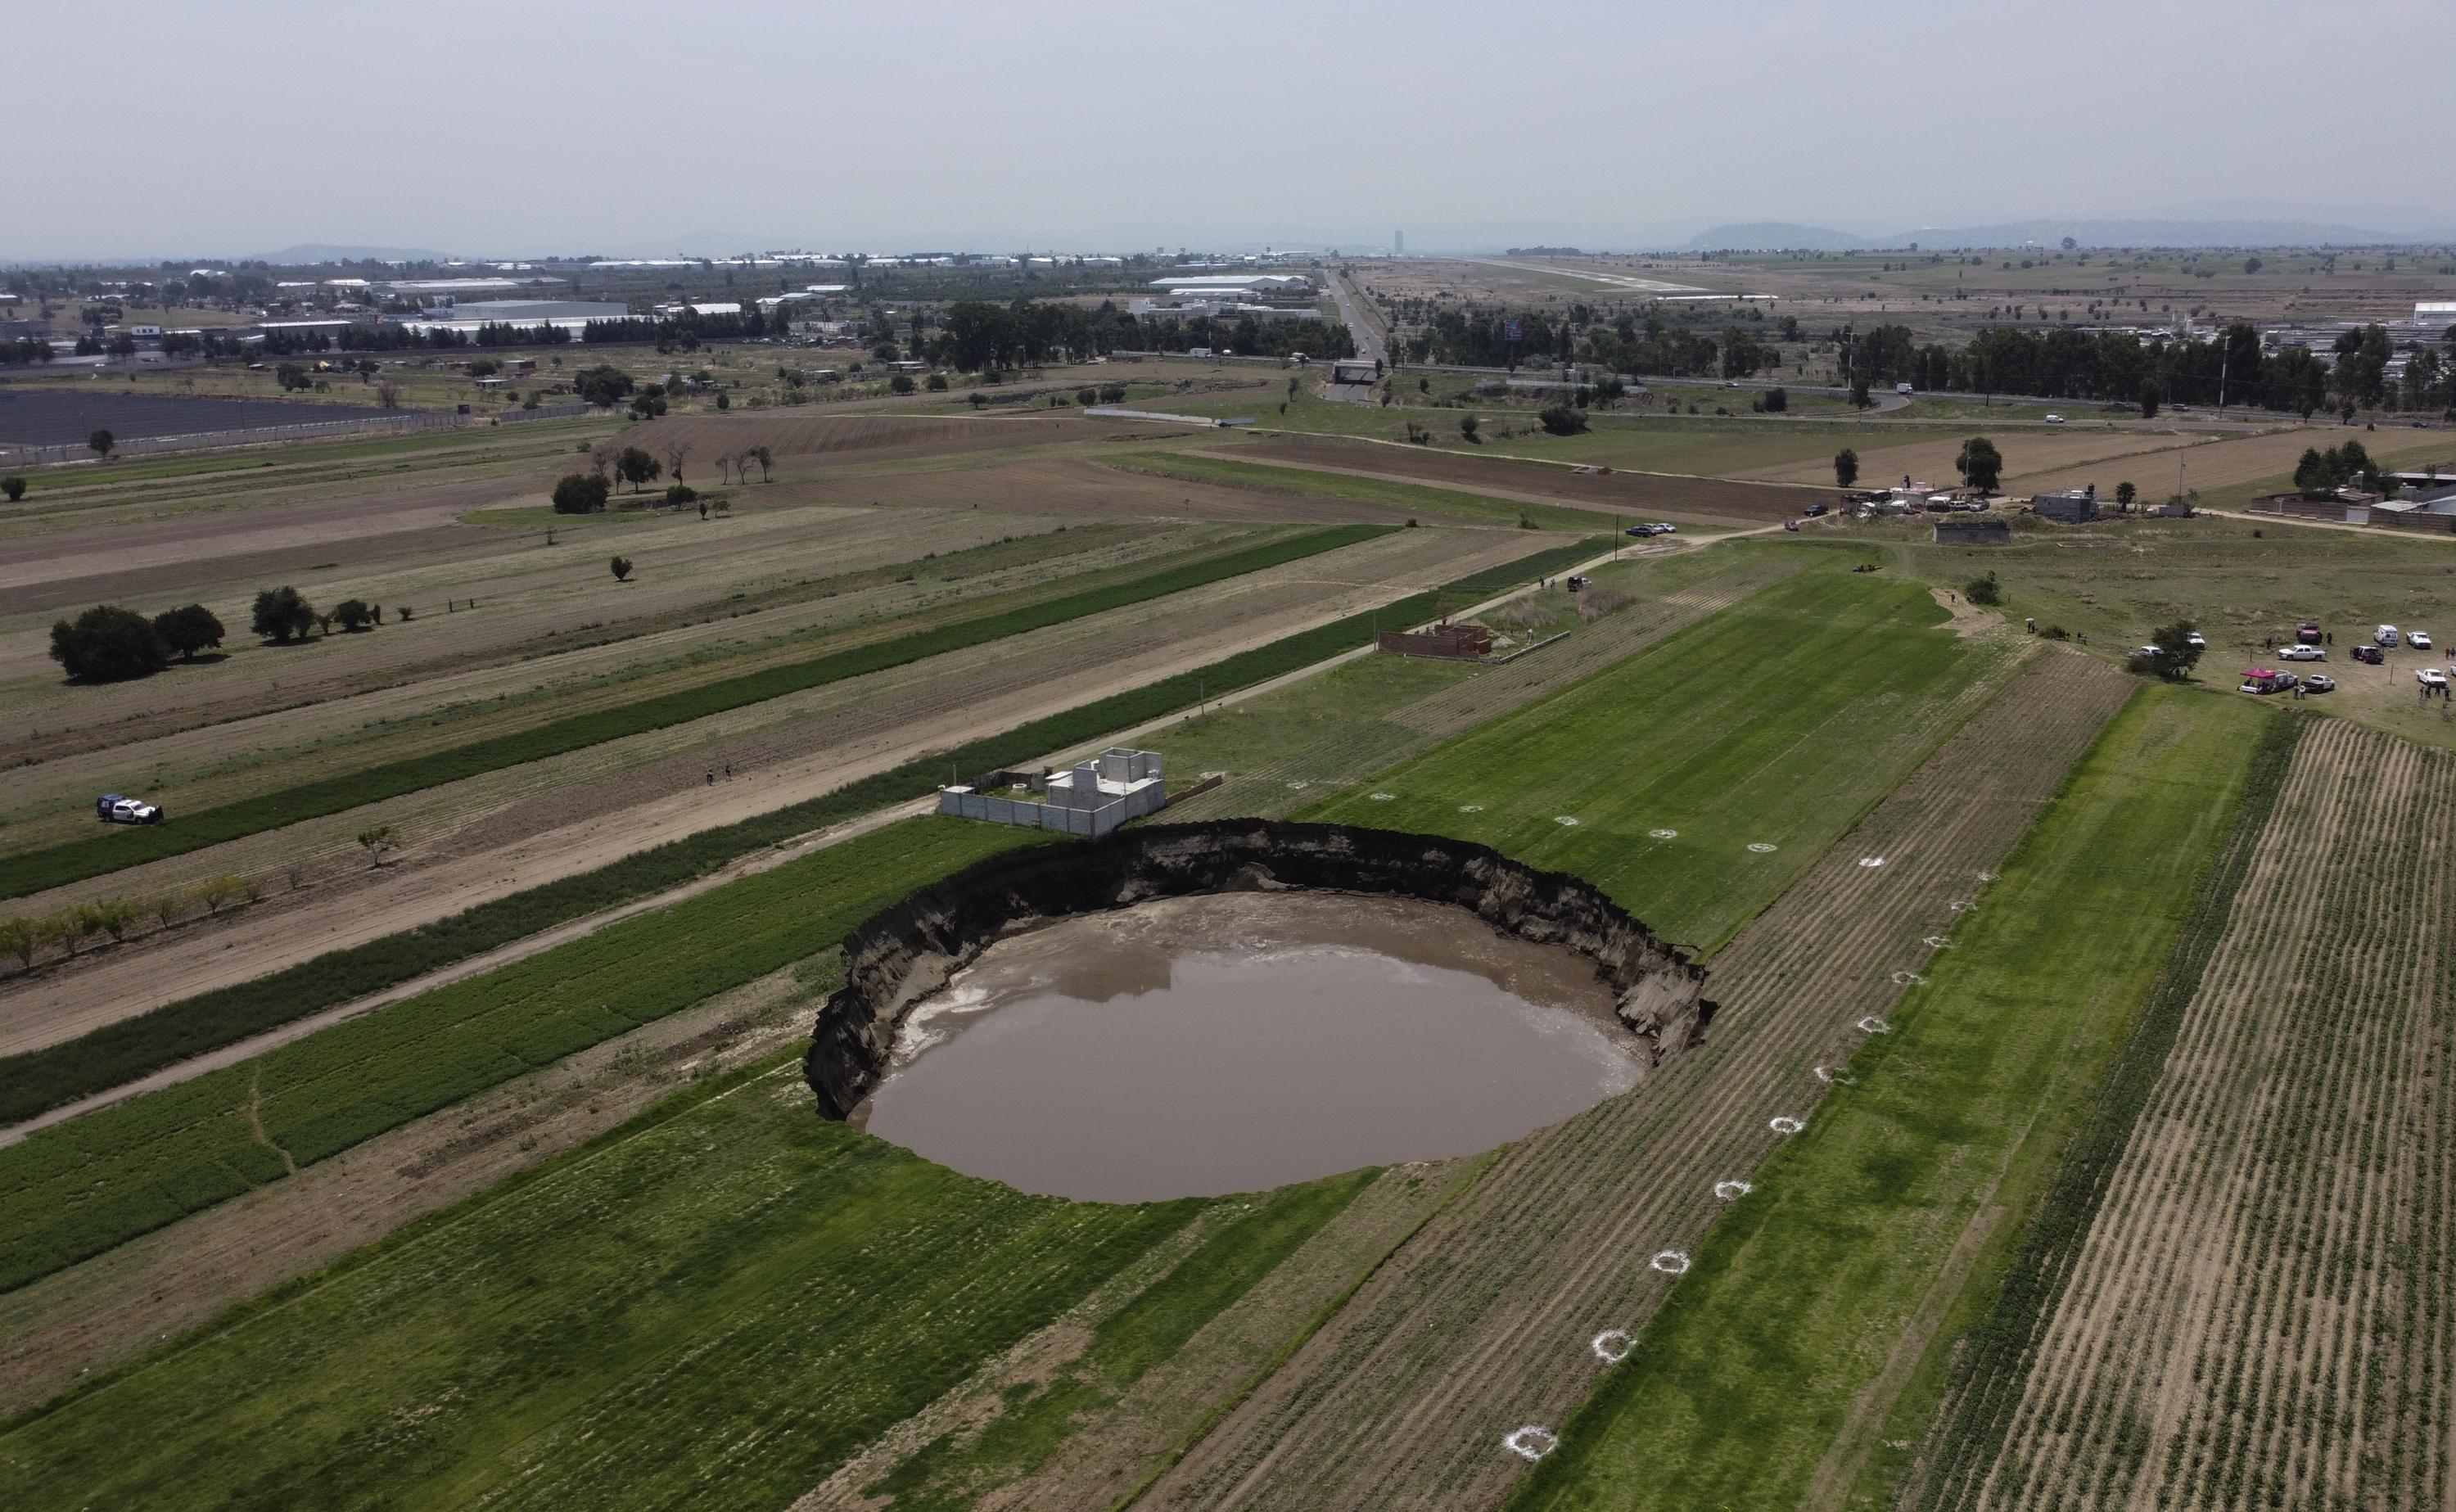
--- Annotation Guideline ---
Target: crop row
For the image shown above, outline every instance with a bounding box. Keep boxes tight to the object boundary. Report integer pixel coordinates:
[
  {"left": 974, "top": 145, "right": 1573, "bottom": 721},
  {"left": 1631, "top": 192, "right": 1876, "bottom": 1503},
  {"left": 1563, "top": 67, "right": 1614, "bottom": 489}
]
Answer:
[
  {"left": 0, "top": 819, "right": 1036, "bottom": 1294},
  {"left": 0, "top": 535, "right": 1591, "bottom": 1126},
  {"left": 0, "top": 523, "right": 1391, "bottom": 900},
  {"left": 1900, "top": 709, "right": 2305, "bottom": 1511}
]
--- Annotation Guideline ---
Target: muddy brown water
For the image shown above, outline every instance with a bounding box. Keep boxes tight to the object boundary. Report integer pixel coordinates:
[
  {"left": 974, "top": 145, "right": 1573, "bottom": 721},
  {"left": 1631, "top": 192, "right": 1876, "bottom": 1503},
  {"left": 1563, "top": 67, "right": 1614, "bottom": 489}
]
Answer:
[{"left": 851, "top": 891, "right": 1642, "bottom": 1202}]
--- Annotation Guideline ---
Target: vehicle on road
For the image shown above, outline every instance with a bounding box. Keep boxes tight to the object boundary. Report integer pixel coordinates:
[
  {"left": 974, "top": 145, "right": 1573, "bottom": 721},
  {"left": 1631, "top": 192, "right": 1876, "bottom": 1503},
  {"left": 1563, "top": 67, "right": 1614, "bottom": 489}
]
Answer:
[
  {"left": 2134, "top": 645, "right": 2168, "bottom": 661},
  {"left": 2303, "top": 674, "right": 2336, "bottom": 692},
  {"left": 1565, "top": 575, "right": 1591, "bottom": 591},
  {"left": 2045, "top": 413, "right": 2066, "bottom": 425},
  {"left": 1648, "top": 522, "right": 1676, "bottom": 535},
  {"left": 2377, "top": 624, "right": 2400, "bottom": 647},
  {"left": 1894, "top": 381, "right": 1914, "bottom": 395},
  {"left": 1785, "top": 519, "right": 1800, "bottom": 531},
  {"left": 1805, "top": 503, "right": 1829, "bottom": 517},
  {"left": 2411, "top": 630, "right": 2434, "bottom": 649},
  {"left": 95, "top": 794, "right": 163, "bottom": 824},
  {"left": 2422, "top": 668, "right": 2449, "bottom": 688},
  {"left": 2354, "top": 644, "right": 2385, "bottom": 665},
  {"left": 2187, "top": 630, "right": 2207, "bottom": 649},
  {"left": 2280, "top": 643, "right": 2325, "bottom": 661}
]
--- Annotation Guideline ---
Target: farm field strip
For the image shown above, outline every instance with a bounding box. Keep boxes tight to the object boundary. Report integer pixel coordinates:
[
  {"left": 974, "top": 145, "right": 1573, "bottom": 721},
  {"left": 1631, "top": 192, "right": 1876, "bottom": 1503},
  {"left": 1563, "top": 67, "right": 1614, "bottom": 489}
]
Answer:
[
  {"left": 0, "top": 524, "right": 1391, "bottom": 897},
  {"left": 1923, "top": 718, "right": 2456, "bottom": 1512},
  {"left": 1135, "top": 653, "right": 2133, "bottom": 1510},
  {"left": 1106, "top": 452, "right": 1627, "bottom": 534},
  {"left": 1506, "top": 684, "right": 2263, "bottom": 1512},
  {"left": 1162, "top": 548, "right": 1815, "bottom": 824},
  {"left": 0, "top": 534, "right": 1582, "bottom": 1128},
  {"left": 2, "top": 510, "right": 1185, "bottom": 779}
]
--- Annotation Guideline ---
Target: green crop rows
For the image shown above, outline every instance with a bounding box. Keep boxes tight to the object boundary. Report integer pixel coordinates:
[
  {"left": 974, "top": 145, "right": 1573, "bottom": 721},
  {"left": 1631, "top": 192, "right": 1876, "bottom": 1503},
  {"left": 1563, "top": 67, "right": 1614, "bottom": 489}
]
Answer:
[
  {"left": 1306, "top": 567, "right": 2017, "bottom": 952},
  {"left": 0, "top": 524, "right": 1389, "bottom": 900},
  {"left": 0, "top": 819, "right": 1036, "bottom": 1294},
  {"left": 1506, "top": 687, "right": 2266, "bottom": 1511},
  {"left": 0, "top": 535, "right": 1596, "bottom": 1126},
  {"left": 0, "top": 1062, "right": 1214, "bottom": 1510}
]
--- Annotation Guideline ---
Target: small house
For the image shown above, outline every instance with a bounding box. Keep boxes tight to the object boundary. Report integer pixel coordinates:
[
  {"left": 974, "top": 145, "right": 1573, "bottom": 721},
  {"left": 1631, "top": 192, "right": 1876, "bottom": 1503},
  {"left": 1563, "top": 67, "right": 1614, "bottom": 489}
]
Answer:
[{"left": 2031, "top": 486, "right": 2098, "bottom": 524}]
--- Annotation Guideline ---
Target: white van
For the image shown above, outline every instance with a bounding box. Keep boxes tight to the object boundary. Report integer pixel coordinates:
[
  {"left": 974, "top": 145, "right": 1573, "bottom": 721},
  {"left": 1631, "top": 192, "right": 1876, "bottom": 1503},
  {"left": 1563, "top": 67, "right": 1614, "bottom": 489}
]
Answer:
[
  {"left": 1894, "top": 381, "right": 1914, "bottom": 395},
  {"left": 2377, "top": 625, "right": 2401, "bottom": 648}
]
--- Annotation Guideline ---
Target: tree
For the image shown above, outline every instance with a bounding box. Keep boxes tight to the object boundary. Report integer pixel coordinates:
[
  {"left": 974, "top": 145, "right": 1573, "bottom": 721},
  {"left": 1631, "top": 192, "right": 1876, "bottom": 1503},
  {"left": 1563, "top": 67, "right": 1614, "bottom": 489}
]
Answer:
[
  {"left": 1762, "top": 386, "right": 1787, "bottom": 413},
  {"left": 551, "top": 472, "right": 612, "bottom": 514},
  {"left": 0, "top": 916, "right": 40, "bottom": 971},
  {"left": 355, "top": 824, "right": 400, "bottom": 868},
  {"left": 88, "top": 428, "right": 115, "bottom": 459},
  {"left": 332, "top": 598, "right": 374, "bottom": 632},
  {"left": 1834, "top": 448, "right": 1860, "bottom": 489},
  {"left": 629, "top": 388, "right": 667, "bottom": 420},
  {"left": 662, "top": 443, "right": 690, "bottom": 484},
  {"left": 251, "top": 585, "right": 317, "bottom": 643},
  {"left": 2147, "top": 619, "right": 2202, "bottom": 681},
  {"left": 1964, "top": 571, "right": 2002, "bottom": 606},
  {"left": 750, "top": 445, "right": 774, "bottom": 481},
  {"left": 890, "top": 372, "right": 917, "bottom": 395},
  {"left": 574, "top": 364, "right": 634, "bottom": 408},
  {"left": 274, "top": 362, "right": 312, "bottom": 392},
  {"left": 151, "top": 603, "right": 225, "bottom": 660},
  {"left": 88, "top": 896, "right": 142, "bottom": 943},
  {"left": 2139, "top": 379, "right": 2160, "bottom": 419},
  {"left": 616, "top": 446, "right": 661, "bottom": 493},
  {"left": 2, "top": 476, "right": 25, "bottom": 503},
  {"left": 610, "top": 554, "right": 634, "bottom": 582},
  {"left": 49, "top": 604, "right": 168, "bottom": 681},
  {"left": 1955, "top": 437, "right": 2004, "bottom": 493},
  {"left": 2115, "top": 481, "right": 2137, "bottom": 508},
  {"left": 1849, "top": 377, "right": 1871, "bottom": 409},
  {"left": 2243, "top": 256, "right": 2264, "bottom": 274},
  {"left": 925, "top": 371, "right": 949, "bottom": 391},
  {"left": 1537, "top": 402, "right": 1588, "bottom": 436},
  {"left": 1460, "top": 413, "right": 1481, "bottom": 443},
  {"left": 664, "top": 483, "right": 698, "bottom": 507}
]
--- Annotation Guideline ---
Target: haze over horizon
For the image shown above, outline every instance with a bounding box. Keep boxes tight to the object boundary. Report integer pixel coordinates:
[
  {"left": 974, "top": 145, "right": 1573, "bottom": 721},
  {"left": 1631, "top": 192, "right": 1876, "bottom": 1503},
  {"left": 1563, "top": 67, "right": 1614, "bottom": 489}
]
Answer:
[{"left": 14, "top": 0, "right": 2454, "bottom": 260}]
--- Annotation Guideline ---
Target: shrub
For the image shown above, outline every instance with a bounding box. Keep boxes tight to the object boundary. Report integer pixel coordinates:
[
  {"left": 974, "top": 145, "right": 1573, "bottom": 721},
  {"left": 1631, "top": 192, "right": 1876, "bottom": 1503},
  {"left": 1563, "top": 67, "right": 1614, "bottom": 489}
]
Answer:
[
  {"left": 1, "top": 476, "right": 25, "bottom": 503},
  {"left": 1763, "top": 386, "right": 1788, "bottom": 413},
  {"left": 1835, "top": 448, "right": 1859, "bottom": 488},
  {"left": 251, "top": 586, "right": 315, "bottom": 643},
  {"left": 1964, "top": 572, "right": 2002, "bottom": 607},
  {"left": 1537, "top": 402, "right": 1589, "bottom": 436},
  {"left": 926, "top": 372, "right": 949, "bottom": 391},
  {"left": 890, "top": 373, "right": 917, "bottom": 395},
  {"left": 664, "top": 483, "right": 698, "bottom": 507},
  {"left": 48, "top": 604, "right": 168, "bottom": 682},
  {"left": 151, "top": 603, "right": 225, "bottom": 660},
  {"left": 611, "top": 555, "right": 634, "bottom": 582},
  {"left": 332, "top": 598, "right": 374, "bottom": 632}
]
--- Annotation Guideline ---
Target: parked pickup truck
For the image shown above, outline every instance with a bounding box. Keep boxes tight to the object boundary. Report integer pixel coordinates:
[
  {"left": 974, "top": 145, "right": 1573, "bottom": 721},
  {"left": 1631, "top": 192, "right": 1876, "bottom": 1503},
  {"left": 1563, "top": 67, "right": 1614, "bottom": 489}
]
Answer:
[
  {"left": 2279, "top": 643, "right": 2326, "bottom": 661},
  {"left": 96, "top": 793, "right": 163, "bottom": 824}
]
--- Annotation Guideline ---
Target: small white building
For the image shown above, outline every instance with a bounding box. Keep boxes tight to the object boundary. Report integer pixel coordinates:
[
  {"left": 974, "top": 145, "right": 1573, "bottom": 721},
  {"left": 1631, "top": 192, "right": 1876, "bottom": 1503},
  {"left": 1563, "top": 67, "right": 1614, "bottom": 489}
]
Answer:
[{"left": 938, "top": 747, "right": 1167, "bottom": 837}]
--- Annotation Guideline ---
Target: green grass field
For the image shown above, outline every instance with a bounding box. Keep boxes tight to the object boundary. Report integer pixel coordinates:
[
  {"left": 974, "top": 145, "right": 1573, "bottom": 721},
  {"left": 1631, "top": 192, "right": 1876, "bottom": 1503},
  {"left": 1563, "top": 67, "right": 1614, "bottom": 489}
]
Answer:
[
  {"left": 1507, "top": 685, "right": 2267, "bottom": 1511},
  {"left": 1304, "top": 566, "right": 2020, "bottom": 951}
]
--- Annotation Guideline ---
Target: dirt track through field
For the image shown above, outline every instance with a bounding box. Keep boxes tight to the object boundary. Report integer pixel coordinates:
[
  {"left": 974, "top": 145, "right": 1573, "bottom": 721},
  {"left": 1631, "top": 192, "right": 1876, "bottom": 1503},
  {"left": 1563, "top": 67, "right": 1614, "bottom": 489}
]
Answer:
[
  {"left": 1135, "top": 653, "right": 2133, "bottom": 1511},
  {"left": 0, "top": 529, "right": 1526, "bottom": 1055},
  {"left": 1920, "top": 719, "right": 2456, "bottom": 1512}
]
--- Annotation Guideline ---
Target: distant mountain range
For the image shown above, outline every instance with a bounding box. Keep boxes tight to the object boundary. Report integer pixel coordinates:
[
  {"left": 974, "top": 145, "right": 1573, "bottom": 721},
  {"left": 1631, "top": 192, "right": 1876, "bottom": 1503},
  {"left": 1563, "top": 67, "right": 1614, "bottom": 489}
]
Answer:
[
  {"left": 1681, "top": 218, "right": 2454, "bottom": 251},
  {"left": 245, "top": 242, "right": 456, "bottom": 264}
]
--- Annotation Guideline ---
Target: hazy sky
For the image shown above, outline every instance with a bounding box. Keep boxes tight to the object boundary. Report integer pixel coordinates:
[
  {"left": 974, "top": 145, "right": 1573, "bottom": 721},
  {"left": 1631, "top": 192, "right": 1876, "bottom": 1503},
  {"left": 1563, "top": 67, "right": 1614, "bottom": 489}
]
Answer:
[{"left": 17, "top": 0, "right": 2451, "bottom": 259}]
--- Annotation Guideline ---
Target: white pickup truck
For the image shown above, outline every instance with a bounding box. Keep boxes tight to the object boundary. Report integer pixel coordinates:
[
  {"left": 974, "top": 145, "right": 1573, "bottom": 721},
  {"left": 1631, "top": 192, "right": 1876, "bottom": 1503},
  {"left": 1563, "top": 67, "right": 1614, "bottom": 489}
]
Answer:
[{"left": 95, "top": 793, "right": 164, "bottom": 824}]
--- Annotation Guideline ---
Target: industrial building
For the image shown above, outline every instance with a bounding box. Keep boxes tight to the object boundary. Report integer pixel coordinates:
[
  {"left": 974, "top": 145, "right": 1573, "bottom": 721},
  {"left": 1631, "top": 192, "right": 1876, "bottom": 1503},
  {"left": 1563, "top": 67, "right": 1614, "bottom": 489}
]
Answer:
[
  {"left": 1149, "top": 273, "right": 1316, "bottom": 296},
  {"left": 392, "top": 300, "right": 627, "bottom": 336},
  {"left": 937, "top": 747, "right": 1168, "bottom": 837}
]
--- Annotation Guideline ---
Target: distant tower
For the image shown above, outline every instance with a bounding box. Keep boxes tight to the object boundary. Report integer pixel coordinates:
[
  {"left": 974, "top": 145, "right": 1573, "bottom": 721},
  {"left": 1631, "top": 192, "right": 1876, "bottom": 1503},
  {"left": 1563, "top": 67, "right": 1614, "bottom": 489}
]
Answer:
[{"left": 1394, "top": 229, "right": 1405, "bottom": 255}]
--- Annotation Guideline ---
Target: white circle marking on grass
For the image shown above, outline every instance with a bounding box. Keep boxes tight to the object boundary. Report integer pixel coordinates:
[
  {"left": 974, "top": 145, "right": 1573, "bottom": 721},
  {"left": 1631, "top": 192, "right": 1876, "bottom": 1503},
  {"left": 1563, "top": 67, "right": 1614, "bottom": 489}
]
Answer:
[
  {"left": 1921, "top": 936, "right": 1953, "bottom": 949},
  {"left": 1949, "top": 900, "right": 1975, "bottom": 913},
  {"left": 1591, "top": 1329, "right": 1634, "bottom": 1364},
  {"left": 1856, "top": 1016, "right": 1893, "bottom": 1034},
  {"left": 1284, "top": 780, "right": 1311, "bottom": 791},
  {"left": 1555, "top": 815, "right": 1581, "bottom": 827},
  {"left": 1814, "top": 1065, "right": 1859, "bottom": 1085},
  {"left": 1748, "top": 842, "right": 1778, "bottom": 853},
  {"left": 1370, "top": 792, "right": 1397, "bottom": 801},
  {"left": 1770, "top": 1115, "right": 1806, "bottom": 1135},
  {"left": 1649, "top": 828, "right": 1678, "bottom": 839},
  {"left": 1650, "top": 1249, "right": 1691, "bottom": 1275},
  {"left": 1503, "top": 1425, "right": 1559, "bottom": 1461},
  {"left": 1858, "top": 855, "right": 1885, "bottom": 868},
  {"left": 1459, "top": 803, "right": 1484, "bottom": 812},
  {"left": 1714, "top": 1179, "right": 1753, "bottom": 1200}
]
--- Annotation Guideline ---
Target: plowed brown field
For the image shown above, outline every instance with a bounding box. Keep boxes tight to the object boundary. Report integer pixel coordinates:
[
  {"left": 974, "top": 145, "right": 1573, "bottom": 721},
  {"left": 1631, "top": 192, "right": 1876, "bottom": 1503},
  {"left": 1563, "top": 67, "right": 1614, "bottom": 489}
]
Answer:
[
  {"left": 1916, "top": 719, "right": 2456, "bottom": 1512},
  {"left": 618, "top": 409, "right": 1152, "bottom": 467},
  {"left": 1135, "top": 653, "right": 2133, "bottom": 1511},
  {"left": 1221, "top": 432, "right": 1826, "bottom": 524}
]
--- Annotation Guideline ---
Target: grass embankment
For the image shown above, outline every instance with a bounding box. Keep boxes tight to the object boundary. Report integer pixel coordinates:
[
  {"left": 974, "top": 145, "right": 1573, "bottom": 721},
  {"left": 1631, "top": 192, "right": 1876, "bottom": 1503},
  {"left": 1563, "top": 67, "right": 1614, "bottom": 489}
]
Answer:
[
  {"left": 1113, "top": 450, "right": 1623, "bottom": 534},
  {"left": 0, "top": 523, "right": 1388, "bottom": 900},
  {"left": 1306, "top": 566, "right": 2018, "bottom": 951},
  {"left": 0, "top": 819, "right": 1035, "bottom": 1293},
  {"left": 0, "top": 539, "right": 1599, "bottom": 1156},
  {"left": 1506, "top": 686, "right": 2269, "bottom": 1512},
  {"left": 0, "top": 1058, "right": 1368, "bottom": 1510},
  {"left": 1889, "top": 708, "right": 2305, "bottom": 1510}
]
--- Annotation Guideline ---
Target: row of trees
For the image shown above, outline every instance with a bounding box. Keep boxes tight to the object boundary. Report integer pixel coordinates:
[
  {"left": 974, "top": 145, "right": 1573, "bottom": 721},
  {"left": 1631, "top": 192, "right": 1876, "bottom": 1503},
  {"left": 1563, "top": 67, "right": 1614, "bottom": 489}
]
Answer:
[
  {"left": 1, "top": 874, "right": 257, "bottom": 973},
  {"left": 48, "top": 603, "right": 223, "bottom": 682},
  {"left": 1828, "top": 440, "right": 2002, "bottom": 491},
  {"left": 930, "top": 299, "right": 1351, "bottom": 371},
  {"left": 2292, "top": 440, "right": 2391, "bottom": 497},
  {"left": 553, "top": 442, "right": 777, "bottom": 512}
]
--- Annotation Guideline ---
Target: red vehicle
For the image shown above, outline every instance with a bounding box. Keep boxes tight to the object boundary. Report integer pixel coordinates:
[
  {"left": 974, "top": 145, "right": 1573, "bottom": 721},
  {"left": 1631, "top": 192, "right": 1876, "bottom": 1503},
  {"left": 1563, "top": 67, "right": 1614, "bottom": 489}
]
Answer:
[{"left": 2296, "top": 621, "right": 2323, "bottom": 644}]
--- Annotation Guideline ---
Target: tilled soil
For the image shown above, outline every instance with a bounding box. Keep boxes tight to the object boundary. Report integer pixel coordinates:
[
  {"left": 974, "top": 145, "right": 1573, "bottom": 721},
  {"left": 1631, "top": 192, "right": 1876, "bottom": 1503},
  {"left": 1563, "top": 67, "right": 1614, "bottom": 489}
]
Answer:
[
  {"left": 1924, "top": 720, "right": 2456, "bottom": 1512},
  {"left": 1135, "top": 652, "right": 2133, "bottom": 1510},
  {"left": 1221, "top": 432, "right": 1827, "bottom": 523}
]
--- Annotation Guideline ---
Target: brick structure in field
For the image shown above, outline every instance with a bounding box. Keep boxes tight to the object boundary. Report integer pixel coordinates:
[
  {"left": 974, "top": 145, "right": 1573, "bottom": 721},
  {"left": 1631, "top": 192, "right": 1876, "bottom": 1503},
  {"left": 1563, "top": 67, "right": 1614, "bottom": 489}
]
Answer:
[{"left": 1378, "top": 621, "right": 1492, "bottom": 661}]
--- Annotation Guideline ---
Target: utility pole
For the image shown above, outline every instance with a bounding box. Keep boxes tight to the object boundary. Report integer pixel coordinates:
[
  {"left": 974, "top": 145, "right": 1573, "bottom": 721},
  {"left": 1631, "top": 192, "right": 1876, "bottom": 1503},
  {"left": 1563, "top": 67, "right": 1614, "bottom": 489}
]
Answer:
[{"left": 2218, "top": 348, "right": 2228, "bottom": 418}]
